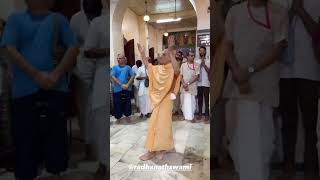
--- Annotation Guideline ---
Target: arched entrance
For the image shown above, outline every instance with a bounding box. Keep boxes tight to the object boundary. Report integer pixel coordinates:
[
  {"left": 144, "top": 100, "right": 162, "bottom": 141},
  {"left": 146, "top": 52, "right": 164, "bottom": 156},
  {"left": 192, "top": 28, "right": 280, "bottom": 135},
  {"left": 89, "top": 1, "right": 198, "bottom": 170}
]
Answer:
[{"left": 110, "top": 0, "right": 204, "bottom": 66}]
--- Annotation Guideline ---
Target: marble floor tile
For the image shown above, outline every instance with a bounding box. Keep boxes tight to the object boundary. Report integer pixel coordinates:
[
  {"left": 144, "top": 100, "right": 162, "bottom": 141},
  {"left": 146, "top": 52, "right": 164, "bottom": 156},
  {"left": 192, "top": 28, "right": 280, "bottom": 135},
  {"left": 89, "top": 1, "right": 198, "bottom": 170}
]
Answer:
[{"left": 110, "top": 114, "right": 210, "bottom": 180}]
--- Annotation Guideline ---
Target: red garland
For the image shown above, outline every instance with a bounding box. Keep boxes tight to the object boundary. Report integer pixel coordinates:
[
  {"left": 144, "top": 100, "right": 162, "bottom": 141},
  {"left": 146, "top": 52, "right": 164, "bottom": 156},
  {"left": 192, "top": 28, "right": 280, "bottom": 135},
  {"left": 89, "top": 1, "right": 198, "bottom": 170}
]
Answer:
[{"left": 247, "top": 0, "right": 271, "bottom": 30}]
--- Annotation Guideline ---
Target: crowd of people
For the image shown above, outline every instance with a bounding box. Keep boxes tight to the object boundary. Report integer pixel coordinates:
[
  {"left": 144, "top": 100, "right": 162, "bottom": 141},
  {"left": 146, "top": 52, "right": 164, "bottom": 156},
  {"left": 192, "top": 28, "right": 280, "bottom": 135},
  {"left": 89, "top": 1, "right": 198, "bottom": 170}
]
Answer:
[
  {"left": 0, "top": 0, "right": 108, "bottom": 180},
  {"left": 212, "top": 0, "right": 320, "bottom": 180},
  {"left": 111, "top": 38, "right": 211, "bottom": 125}
]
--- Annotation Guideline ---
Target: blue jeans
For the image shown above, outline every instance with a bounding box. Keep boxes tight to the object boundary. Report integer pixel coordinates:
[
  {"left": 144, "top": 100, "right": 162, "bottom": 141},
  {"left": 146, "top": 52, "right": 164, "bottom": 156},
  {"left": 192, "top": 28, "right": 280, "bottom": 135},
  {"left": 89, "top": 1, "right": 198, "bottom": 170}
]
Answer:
[
  {"left": 113, "top": 90, "right": 132, "bottom": 119},
  {"left": 11, "top": 90, "right": 69, "bottom": 180}
]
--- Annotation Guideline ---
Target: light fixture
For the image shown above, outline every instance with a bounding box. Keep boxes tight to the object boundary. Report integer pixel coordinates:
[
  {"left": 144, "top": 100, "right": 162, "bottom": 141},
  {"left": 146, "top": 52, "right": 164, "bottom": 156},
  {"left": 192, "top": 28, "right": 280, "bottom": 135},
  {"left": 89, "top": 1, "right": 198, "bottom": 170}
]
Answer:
[
  {"left": 164, "top": 24, "right": 169, "bottom": 36},
  {"left": 156, "top": 0, "right": 181, "bottom": 24},
  {"left": 157, "top": 17, "right": 181, "bottom": 23},
  {"left": 143, "top": 0, "right": 150, "bottom": 22},
  {"left": 144, "top": 15, "right": 150, "bottom": 22}
]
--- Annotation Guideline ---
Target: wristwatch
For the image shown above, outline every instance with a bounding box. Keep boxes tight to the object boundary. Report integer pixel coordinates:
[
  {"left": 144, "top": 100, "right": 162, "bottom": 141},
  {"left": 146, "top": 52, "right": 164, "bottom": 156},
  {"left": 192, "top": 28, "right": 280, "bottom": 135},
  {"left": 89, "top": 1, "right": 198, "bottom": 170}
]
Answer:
[{"left": 248, "top": 66, "right": 255, "bottom": 74}]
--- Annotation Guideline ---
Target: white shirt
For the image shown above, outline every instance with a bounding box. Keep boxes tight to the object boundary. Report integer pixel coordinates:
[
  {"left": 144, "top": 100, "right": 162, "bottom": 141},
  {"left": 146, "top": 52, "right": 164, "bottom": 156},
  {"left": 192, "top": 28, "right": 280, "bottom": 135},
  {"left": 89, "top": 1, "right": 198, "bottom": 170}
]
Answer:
[
  {"left": 136, "top": 66, "right": 148, "bottom": 96},
  {"left": 280, "top": 0, "right": 320, "bottom": 81},
  {"left": 84, "top": 10, "right": 110, "bottom": 110},
  {"left": 132, "top": 65, "right": 139, "bottom": 88},
  {"left": 196, "top": 58, "right": 211, "bottom": 87},
  {"left": 223, "top": 2, "right": 288, "bottom": 107},
  {"left": 180, "top": 62, "right": 201, "bottom": 96},
  {"left": 70, "top": 11, "right": 90, "bottom": 48}
]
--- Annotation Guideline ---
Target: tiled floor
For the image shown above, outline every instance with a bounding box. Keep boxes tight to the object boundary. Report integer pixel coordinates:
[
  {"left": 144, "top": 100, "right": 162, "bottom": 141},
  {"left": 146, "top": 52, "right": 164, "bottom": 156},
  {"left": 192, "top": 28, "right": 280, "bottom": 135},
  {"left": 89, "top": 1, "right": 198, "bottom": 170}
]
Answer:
[{"left": 110, "top": 114, "right": 210, "bottom": 180}]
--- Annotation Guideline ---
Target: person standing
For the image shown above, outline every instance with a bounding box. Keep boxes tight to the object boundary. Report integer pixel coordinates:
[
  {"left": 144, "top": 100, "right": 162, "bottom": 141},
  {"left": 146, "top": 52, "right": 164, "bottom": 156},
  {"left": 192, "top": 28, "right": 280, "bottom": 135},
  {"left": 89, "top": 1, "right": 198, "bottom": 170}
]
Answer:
[
  {"left": 132, "top": 60, "right": 142, "bottom": 113},
  {"left": 222, "top": 0, "right": 288, "bottom": 180},
  {"left": 82, "top": 0, "right": 109, "bottom": 179},
  {"left": 135, "top": 63, "right": 151, "bottom": 119},
  {"left": 172, "top": 51, "right": 183, "bottom": 116},
  {"left": 196, "top": 46, "right": 210, "bottom": 123},
  {"left": 138, "top": 35, "right": 181, "bottom": 161},
  {"left": 111, "top": 54, "right": 134, "bottom": 124},
  {"left": 180, "top": 51, "right": 200, "bottom": 123},
  {"left": 1, "top": 0, "right": 79, "bottom": 179},
  {"left": 70, "top": 0, "right": 102, "bottom": 160},
  {"left": 279, "top": 0, "right": 320, "bottom": 178}
]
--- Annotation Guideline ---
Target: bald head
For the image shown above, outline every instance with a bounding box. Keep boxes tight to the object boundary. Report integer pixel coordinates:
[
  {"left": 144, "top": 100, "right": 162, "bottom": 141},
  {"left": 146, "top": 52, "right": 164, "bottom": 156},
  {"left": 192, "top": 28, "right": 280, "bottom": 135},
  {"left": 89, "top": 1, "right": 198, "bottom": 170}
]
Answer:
[{"left": 117, "top": 54, "right": 127, "bottom": 65}]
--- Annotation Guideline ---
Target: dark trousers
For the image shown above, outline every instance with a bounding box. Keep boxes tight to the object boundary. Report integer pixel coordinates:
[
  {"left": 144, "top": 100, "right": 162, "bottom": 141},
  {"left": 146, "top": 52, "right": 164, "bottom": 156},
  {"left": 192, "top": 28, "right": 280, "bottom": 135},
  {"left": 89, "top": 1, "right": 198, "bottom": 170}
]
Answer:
[
  {"left": 113, "top": 90, "right": 132, "bottom": 119},
  {"left": 279, "top": 78, "right": 319, "bottom": 175},
  {"left": 11, "top": 90, "right": 69, "bottom": 180},
  {"left": 197, "top": 86, "right": 210, "bottom": 116}
]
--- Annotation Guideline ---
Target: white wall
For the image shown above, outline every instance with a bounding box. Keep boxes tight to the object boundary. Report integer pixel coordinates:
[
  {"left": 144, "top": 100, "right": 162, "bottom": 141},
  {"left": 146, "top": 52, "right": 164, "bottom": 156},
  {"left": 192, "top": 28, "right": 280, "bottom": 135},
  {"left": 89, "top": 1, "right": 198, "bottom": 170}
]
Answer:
[
  {"left": 122, "top": 8, "right": 141, "bottom": 61},
  {"left": 195, "top": 0, "right": 210, "bottom": 30}
]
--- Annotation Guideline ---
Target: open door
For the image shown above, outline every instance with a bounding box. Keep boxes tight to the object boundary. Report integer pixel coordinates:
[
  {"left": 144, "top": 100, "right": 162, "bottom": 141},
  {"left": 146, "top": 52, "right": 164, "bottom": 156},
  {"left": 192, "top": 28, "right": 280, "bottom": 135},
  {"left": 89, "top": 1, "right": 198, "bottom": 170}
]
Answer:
[{"left": 124, "top": 39, "right": 135, "bottom": 67}]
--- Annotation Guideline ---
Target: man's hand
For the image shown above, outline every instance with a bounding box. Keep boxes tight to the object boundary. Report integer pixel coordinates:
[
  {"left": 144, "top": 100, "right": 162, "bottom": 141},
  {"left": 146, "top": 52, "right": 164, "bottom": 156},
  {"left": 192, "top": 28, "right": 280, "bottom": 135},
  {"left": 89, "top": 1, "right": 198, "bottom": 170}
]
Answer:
[
  {"left": 183, "top": 83, "right": 188, "bottom": 89},
  {"left": 201, "top": 58, "right": 206, "bottom": 67},
  {"left": 238, "top": 81, "right": 252, "bottom": 95},
  {"left": 33, "top": 71, "right": 52, "bottom": 90},
  {"left": 121, "top": 84, "right": 129, "bottom": 90},
  {"left": 232, "top": 65, "right": 250, "bottom": 85},
  {"left": 47, "top": 70, "right": 62, "bottom": 88},
  {"left": 184, "top": 85, "right": 189, "bottom": 92}
]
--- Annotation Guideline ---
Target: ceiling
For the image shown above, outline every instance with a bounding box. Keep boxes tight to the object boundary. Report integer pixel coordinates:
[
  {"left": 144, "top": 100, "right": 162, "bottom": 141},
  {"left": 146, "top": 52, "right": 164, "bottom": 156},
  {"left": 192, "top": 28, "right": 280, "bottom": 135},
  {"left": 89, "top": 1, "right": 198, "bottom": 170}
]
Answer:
[
  {"left": 127, "top": 0, "right": 197, "bottom": 29},
  {"left": 128, "top": 0, "right": 195, "bottom": 16},
  {"left": 149, "top": 16, "right": 197, "bottom": 30}
]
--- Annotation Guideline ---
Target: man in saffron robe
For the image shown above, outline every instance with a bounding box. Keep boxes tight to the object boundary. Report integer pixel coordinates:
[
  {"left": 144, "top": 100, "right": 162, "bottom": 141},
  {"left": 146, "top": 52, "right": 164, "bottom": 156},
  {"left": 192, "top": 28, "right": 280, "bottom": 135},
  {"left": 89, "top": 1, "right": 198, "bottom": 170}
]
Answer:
[{"left": 138, "top": 35, "right": 181, "bottom": 161}]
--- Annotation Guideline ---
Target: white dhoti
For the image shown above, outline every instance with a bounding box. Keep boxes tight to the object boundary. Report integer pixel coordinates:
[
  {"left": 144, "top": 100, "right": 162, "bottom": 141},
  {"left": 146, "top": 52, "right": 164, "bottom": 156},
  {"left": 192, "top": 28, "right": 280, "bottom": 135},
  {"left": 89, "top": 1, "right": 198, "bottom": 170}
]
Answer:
[
  {"left": 137, "top": 82, "right": 151, "bottom": 115},
  {"left": 138, "top": 94, "right": 151, "bottom": 115},
  {"left": 181, "top": 92, "right": 196, "bottom": 120},
  {"left": 76, "top": 55, "right": 95, "bottom": 144},
  {"left": 225, "top": 99, "right": 274, "bottom": 180},
  {"left": 91, "top": 106, "right": 107, "bottom": 165}
]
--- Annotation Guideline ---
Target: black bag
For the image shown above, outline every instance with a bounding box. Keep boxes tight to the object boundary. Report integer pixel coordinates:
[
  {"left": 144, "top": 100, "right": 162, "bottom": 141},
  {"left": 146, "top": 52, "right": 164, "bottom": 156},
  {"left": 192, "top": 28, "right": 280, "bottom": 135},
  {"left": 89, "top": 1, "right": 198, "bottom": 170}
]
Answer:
[{"left": 144, "top": 67, "right": 149, "bottom": 87}]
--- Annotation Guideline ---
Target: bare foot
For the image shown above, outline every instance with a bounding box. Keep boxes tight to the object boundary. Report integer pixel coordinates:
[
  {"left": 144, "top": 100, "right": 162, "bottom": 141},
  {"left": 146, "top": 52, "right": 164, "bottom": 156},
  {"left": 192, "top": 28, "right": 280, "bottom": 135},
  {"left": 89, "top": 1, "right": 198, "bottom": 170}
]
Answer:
[
  {"left": 197, "top": 115, "right": 202, "bottom": 120},
  {"left": 191, "top": 119, "right": 196, "bottom": 123},
  {"left": 139, "top": 151, "right": 155, "bottom": 161},
  {"left": 156, "top": 151, "right": 166, "bottom": 160}
]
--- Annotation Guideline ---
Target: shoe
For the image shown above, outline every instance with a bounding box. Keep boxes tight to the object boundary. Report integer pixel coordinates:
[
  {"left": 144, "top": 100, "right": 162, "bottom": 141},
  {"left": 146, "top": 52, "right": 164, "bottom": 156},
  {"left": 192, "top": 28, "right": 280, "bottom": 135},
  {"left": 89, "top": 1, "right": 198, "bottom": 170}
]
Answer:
[{"left": 191, "top": 119, "right": 196, "bottom": 123}]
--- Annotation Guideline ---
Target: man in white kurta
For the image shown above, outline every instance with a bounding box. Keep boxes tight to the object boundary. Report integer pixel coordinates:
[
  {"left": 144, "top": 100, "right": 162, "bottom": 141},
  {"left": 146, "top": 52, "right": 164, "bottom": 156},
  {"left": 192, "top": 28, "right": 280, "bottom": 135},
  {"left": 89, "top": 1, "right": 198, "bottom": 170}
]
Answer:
[
  {"left": 136, "top": 65, "right": 151, "bottom": 118},
  {"left": 83, "top": 0, "right": 108, "bottom": 178},
  {"left": 223, "top": 0, "right": 288, "bottom": 180},
  {"left": 180, "top": 51, "right": 200, "bottom": 122},
  {"left": 70, "top": 0, "right": 102, "bottom": 158}
]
